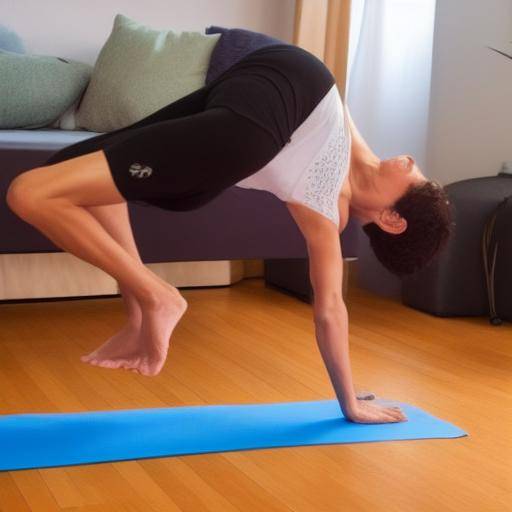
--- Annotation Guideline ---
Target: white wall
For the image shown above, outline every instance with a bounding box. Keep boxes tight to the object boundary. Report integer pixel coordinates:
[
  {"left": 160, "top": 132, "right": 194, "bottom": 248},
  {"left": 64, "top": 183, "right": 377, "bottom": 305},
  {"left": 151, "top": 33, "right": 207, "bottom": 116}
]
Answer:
[
  {"left": 427, "top": 0, "right": 512, "bottom": 184},
  {"left": 2, "top": 0, "right": 295, "bottom": 64}
]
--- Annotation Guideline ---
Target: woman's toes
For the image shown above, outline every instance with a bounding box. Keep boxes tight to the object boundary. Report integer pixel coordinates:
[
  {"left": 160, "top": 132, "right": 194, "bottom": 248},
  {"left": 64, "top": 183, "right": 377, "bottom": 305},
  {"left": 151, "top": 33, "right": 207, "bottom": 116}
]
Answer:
[
  {"left": 108, "top": 357, "right": 138, "bottom": 371},
  {"left": 95, "top": 359, "right": 111, "bottom": 368},
  {"left": 99, "top": 358, "right": 126, "bottom": 369}
]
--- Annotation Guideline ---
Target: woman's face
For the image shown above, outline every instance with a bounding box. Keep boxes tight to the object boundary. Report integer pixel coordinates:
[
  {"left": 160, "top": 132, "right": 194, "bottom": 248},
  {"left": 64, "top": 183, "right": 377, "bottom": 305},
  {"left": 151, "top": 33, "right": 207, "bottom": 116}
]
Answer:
[
  {"left": 376, "top": 154, "right": 425, "bottom": 205},
  {"left": 381, "top": 154, "right": 422, "bottom": 178}
]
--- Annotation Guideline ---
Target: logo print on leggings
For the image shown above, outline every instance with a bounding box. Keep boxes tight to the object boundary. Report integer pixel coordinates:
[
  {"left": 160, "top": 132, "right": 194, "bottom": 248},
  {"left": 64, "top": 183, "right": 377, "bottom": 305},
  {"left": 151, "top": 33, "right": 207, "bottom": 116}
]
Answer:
[{"left": 129, "top": 162, "right": 153, "bottom": 179}]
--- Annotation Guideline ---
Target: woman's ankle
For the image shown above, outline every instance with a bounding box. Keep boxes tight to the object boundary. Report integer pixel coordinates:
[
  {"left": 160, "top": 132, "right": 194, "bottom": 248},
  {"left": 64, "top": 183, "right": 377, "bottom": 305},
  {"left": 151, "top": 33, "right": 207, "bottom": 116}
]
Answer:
[{"left": 136, "top": 284, "right": 183, "bottom": 310}]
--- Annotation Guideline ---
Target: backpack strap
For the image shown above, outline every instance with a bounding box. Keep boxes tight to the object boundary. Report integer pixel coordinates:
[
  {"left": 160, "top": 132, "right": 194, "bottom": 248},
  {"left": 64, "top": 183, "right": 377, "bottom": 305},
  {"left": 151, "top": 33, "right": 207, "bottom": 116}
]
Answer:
[{"left": 482, "top": 196, "right": 512, "bottom": 325}]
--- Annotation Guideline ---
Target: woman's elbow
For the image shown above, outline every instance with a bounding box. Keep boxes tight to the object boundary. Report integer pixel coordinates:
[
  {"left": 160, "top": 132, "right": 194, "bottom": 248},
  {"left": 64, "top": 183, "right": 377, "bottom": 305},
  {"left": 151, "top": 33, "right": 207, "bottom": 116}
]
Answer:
[{"left": 313, "top": 297, "right": 347, "bottom": 324}]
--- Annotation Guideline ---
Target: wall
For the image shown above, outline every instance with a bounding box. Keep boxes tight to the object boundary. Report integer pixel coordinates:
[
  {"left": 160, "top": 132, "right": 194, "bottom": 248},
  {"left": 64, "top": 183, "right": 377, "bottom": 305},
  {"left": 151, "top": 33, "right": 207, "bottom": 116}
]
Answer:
[
  {"left": 2, "top": 0, "right": 295, "bottom": 63},
  {"left": 427, "top": 0, "right": 512, "bottom": 184}
]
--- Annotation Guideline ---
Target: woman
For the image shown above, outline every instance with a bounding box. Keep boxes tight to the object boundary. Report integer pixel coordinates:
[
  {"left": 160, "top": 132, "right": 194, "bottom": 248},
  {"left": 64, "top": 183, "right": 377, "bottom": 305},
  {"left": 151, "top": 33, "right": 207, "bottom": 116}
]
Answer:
[{"left": 6, "top": 43, "right": 452, "bottom": 424}]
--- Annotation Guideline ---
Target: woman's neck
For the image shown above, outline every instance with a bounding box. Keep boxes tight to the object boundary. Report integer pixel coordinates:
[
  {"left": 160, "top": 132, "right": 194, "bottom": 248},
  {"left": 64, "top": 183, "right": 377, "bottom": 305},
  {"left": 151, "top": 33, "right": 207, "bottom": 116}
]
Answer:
[
  {"left": 346, "top": 149, "right": 381, "bottom": 224},
  {"left": 350, "top": 147, "right": 380, "bottom": 194}
]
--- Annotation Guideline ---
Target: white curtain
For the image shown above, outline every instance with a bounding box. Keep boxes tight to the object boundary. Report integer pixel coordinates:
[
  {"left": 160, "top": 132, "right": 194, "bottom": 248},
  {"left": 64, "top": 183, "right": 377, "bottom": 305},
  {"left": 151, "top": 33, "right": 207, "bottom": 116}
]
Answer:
[
  {"left": 346, "top": 0, "right": 436, "bottom": 173},
  {"left": 346, "top": 0, "right": 437, "bottom": 297}
]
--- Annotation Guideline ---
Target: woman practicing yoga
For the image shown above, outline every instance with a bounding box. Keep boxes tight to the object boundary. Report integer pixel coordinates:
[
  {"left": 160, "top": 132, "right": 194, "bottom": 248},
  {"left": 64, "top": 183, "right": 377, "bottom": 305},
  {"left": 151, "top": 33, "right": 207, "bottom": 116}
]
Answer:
[{"left": 6, "top": 43, "right": 452, "bottom": 424}]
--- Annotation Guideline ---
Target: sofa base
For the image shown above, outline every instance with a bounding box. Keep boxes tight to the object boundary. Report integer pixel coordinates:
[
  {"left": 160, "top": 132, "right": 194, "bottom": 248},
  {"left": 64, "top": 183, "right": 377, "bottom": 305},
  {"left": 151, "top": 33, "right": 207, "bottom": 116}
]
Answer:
[{"left": 0, "top": 252, "right": 263, "bottom": 301}]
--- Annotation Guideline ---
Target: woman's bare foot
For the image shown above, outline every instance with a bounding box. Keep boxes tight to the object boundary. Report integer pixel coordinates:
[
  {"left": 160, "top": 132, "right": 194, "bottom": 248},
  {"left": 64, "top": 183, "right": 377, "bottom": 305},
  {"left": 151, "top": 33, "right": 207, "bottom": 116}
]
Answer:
[
  {"left": 81, "top": 282, "right": 187, "bottom": 376},
  {"left": 80, "top": 278, "right": 186, "bottom": 370},
  {"left": 80, "top": 320, "right": 142, "bottom": 368}
]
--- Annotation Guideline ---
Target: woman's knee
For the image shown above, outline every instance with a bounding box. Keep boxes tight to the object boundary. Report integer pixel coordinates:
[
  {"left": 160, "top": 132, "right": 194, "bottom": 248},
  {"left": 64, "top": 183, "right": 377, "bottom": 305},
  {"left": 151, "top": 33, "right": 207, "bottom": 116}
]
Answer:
[
  {"left": 6, "top": 168, "right": 46, "bottom": 217},
  {"left": 9, "top": 151, "right": 126, "bottom": 211}
]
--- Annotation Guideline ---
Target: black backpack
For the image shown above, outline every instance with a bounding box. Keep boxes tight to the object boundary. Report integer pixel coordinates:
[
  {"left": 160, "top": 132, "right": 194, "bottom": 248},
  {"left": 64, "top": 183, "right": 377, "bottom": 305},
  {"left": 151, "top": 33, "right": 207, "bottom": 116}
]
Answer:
[{"left": 482, "top": 192, "right": 512, "bottom": 325}]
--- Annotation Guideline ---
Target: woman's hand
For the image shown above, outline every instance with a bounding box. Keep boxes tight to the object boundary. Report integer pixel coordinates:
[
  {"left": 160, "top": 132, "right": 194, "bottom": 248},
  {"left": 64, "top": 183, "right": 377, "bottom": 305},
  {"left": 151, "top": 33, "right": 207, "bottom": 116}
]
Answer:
[{"left": 345, "top": 400, "right": 408, "bottom": 424}]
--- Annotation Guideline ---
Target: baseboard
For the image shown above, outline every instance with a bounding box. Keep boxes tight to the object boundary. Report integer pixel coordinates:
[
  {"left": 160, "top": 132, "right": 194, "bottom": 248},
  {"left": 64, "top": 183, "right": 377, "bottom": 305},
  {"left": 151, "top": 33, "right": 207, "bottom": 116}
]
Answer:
[{"left": 0, "top": 252, "right": 263, "bottom": 301}]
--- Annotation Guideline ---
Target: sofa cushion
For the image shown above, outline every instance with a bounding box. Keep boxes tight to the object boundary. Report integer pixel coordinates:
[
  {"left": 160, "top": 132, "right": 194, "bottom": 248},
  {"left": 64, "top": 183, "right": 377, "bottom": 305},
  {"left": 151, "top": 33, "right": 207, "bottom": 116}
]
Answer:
[
  {"left": 0, "top": 50, "right": 93, "bottom": 130},
  {"left": 204, "top": 26, "right": 284, "bottom": 85},
  {"left": 75, "top": 13, "right": 221, "bottom": 132},
  {"left": 0, "top": 128, "right": 101, "bottom": 151}
]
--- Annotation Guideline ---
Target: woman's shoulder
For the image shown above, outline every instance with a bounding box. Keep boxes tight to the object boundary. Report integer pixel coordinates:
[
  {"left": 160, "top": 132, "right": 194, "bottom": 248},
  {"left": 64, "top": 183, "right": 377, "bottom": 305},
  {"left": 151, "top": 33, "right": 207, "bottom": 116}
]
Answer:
[{"left": 285, "top": 201, "right": 339, "bottom": 241}]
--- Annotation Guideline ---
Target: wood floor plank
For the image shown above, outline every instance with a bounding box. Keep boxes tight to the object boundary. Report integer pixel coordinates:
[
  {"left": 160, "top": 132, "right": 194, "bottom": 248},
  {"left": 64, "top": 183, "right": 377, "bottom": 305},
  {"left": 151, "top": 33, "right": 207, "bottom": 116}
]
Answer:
[
  {"left": 137, "top": 458, "right": 244, "bottom": 512},
  {"left": 181, "top": 454, "right": 295, "bottom": 512},
  {"left": 0, "top": 473, "right": 31, "bottom": 512},
  {"left": 112, "top": 461, "right": 183, "bottom": 512},
  {"left": 38, "top": 469, "right": 87, "bottom": 510},
  {"left": 10, "top": 470, "right": 61, "bottom": 512}
]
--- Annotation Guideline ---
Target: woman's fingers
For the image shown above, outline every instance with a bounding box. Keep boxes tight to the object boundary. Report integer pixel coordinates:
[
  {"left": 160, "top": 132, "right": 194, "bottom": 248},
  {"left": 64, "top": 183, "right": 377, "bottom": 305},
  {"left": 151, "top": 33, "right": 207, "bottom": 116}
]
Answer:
[
  {"left": 383, "top": 412, "right": 400, "bottom": 422},
  {"left": 383, "top": 407, "right": 407, "bottom": 422},
  {"left": 351, "top": 402, "right": 408, "bottom": 424}
]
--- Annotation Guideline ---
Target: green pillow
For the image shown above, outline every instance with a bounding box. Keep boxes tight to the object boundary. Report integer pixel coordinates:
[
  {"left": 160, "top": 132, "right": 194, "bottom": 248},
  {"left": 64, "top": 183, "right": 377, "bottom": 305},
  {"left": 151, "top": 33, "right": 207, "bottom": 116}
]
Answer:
[
  {"left": 0, "top": 49, "right": 92, "bottom": 129},
  {"left": 75, "top": 13, "right": 221, "bottom": 132}
]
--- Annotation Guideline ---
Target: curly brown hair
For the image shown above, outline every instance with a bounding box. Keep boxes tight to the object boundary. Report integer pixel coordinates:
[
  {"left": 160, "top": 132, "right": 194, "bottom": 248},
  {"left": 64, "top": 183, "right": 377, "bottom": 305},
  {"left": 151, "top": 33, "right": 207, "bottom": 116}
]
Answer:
[{"left": 361, "top": 180, "right": 454, "bottom": 276}]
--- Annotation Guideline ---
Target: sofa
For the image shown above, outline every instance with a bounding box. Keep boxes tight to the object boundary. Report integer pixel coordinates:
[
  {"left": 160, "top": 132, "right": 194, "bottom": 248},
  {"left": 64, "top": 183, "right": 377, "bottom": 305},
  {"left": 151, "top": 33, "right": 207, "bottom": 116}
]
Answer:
[{"left": 0, "top": 18, "right": 359, "bottom": 302}]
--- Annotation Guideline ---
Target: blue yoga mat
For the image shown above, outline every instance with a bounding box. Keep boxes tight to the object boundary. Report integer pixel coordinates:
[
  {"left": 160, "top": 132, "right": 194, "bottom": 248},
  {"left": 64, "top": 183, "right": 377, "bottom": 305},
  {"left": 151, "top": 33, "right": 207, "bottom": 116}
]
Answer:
[{"left": 0, "top": 398, "right": 467, "bottom": 471}]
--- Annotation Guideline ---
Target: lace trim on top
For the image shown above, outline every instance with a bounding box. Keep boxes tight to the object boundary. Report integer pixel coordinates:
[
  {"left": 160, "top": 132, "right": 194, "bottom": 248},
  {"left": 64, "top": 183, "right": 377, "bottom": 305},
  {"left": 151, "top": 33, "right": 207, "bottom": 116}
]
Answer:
[{"left": 299, "top": 114, "right": 350, "bottom": 227}]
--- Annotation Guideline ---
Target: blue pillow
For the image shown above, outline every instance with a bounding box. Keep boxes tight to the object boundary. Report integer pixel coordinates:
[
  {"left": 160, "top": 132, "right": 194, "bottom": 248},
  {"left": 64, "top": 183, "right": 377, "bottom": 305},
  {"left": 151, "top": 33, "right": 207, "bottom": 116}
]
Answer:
[
  {"left": 0, "top": 24, "right": 26, "bottom": 54},
  {"left": 204, "top": 26, "right": 284, "bottom": 85}
]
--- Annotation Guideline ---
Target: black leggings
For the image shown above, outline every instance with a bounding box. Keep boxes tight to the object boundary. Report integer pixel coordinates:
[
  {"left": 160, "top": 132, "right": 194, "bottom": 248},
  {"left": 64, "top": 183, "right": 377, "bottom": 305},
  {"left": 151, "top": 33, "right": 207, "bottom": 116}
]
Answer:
[{"left": 43, "top": 85, "right": 281, "bottom": 211}]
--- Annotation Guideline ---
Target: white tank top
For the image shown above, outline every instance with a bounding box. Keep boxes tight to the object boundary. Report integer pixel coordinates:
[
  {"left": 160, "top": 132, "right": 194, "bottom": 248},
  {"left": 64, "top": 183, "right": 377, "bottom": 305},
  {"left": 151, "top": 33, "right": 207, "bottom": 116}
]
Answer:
[{"left": 234, "top": 83, "right": 351, "bottom": 228}]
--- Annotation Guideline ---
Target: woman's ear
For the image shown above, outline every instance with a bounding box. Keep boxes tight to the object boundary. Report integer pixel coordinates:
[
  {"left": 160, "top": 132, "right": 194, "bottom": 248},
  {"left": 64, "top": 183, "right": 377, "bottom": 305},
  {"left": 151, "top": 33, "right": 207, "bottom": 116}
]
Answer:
[{"left": 375, "top": 209, "right": 407, "bottom": 235}]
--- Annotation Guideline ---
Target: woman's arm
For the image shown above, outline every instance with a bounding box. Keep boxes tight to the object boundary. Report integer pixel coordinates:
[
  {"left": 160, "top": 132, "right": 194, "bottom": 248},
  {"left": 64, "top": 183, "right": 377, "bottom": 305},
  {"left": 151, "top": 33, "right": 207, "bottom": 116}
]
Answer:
[
  {"left": 307, "top": 229, "right": 407, "bottom": 423},
  {"left": 306, "top": 226, "right": 359, "bottom": 417},
  {"left": 286, "top": 203, "right": 408, "bottom": 423}
]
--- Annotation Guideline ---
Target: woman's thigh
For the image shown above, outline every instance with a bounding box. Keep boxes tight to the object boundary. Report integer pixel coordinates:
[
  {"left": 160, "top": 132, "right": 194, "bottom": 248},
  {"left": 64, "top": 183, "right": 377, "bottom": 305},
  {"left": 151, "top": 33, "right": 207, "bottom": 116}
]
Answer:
[{"left": 100, "top": 106, "right": 280, "bottom": 210}]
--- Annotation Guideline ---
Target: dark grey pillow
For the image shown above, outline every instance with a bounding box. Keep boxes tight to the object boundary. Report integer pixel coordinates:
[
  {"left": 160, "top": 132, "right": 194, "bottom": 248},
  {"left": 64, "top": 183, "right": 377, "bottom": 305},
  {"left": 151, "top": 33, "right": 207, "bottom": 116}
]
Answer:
[{"left": 204, "top": 26, "right": 284, "bottom": 85}]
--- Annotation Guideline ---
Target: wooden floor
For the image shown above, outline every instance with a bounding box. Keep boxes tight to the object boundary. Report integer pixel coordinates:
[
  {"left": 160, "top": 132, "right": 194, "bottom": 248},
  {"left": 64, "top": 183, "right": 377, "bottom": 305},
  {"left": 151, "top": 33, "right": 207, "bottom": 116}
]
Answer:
[{"left": 0, "top": 277, "right": 510, "bottom": 512}]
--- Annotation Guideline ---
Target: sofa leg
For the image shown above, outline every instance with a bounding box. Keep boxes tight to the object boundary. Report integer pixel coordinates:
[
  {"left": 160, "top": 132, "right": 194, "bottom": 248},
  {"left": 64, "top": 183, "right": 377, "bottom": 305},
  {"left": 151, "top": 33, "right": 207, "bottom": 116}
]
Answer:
[{"left": 263, "top": 258, "right": 313, "bottom": 303}]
